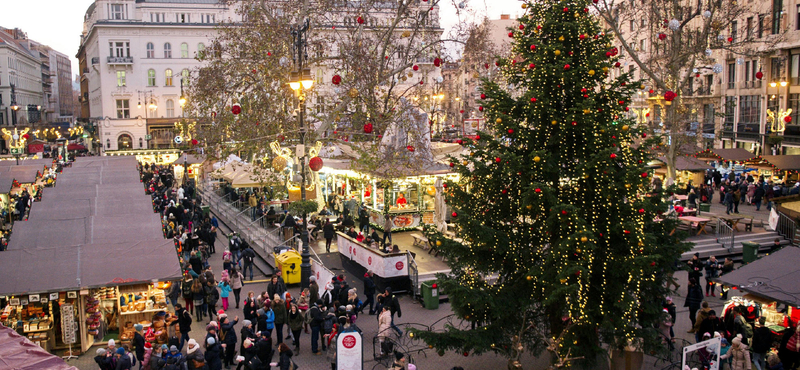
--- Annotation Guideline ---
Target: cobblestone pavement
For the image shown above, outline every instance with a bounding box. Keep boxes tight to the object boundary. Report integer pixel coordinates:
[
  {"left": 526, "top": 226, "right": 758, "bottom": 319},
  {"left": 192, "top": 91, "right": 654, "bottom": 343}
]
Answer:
[{"left": 65, "top": 212, "right": 748, "bottom": 370}]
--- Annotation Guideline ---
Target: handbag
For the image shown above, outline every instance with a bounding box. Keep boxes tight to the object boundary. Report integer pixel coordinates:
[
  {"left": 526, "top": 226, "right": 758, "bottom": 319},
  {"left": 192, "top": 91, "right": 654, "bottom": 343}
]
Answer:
[
  {"left": 247, "top": 355, "right": 262, "bottom": 369},
  {"left": 191, "top": 358, "right": 205, "bottom": 369}
]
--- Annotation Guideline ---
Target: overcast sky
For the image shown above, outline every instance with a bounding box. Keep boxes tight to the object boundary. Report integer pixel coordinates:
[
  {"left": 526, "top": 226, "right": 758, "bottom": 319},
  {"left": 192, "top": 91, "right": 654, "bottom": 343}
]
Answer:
[{"left": 0, "top": 0, "right": 522, "bottom": 83}]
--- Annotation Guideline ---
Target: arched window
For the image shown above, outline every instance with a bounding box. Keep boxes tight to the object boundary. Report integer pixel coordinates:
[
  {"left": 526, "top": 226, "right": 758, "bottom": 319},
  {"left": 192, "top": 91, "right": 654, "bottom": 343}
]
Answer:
[
  {"left": 106, "top": 139, "right": 111, "bottom": 149},
  {"left": 165, "top": 69, "right": 173, "bottom": 86},
  {"left": 146, "top": 42, "right": 154, "bottom": 58},
  {"left": 181, "top": 69, "right": 190, "bottom": 85},
  {"left": 139, "top": 137, "right": 143, "bottom": 148},
  {"left": 147, "top": 69, "right": 156, "bottom": 86},
  {"left": 166, "top": 99, "right": 175, "bottom": 117},
  {"left": 164, "top": 43, "right": 172, "bottom": 58},
  {"left": 180, "top": 43, "right": 189, "bottom": 58},
  {"left": 117, "top": 134, "right": 132, "bottom": 149},
  {"left": 197, "top": 43, "right": 205, "bottom": 57}
]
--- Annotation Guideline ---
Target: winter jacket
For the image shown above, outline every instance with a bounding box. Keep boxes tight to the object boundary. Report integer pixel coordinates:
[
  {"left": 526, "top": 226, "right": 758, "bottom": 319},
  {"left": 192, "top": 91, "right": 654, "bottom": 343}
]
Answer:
[
  {"left": 323, "top": 223, "right": 335, "bottom": 239},
  {"left": 288, "top": 310, "right": 305, "bottom": 332},
  {"left": 204, "top": 343, "right": 223, "bottom": 370},
  {"left": 267, "top": 281, "right": 286, "bottom": 301},
  {"left": 698, "top": 317, "right": 726, "bottom": 338},
  {"left": 141, "top": 347, "right": 152, "bottom": 369},
  {"left": 752, "top": 326, "right": 773, "bottom": 353},
  {"left": 217, "top": 281, "right": 232, "bottom": 298},
  {"left": 243, "top": 298, "right": 258, "bottom": 321},
  {"left": 115, "top": 354, "right": 132, "bottom": 370},
  {"left": 685, "top": 285, "right": 704, "bottom": 312},
  {"left": 264, "top": 309, "right": 275, "bottom": 330},
  {"left": 721, "top": 343, "right": 751, "bottom": 370},
  {"left": 309, "top": 281, "right": 320, "bottom": 304},
  {"left": 273, "top": 301, "right": 288, "bottom": 325},
  {"left": 231, "top": 272, "right": 244, "bottom": 290},
  {"left": 689, "top": 307, "right": 711, "bottom": 333},
  {"left": 378, "top": 310, "right": 392, "bottom": 340},
  {"left": 278, "top": 348, "right": 294, "bottom": 370},
  {"left": 148, "top": 352, "right": 162, "bottom": 370},
  {"left": 327, "top": 332, "right": 338, "bottom": 364},
  {"left": 175, "top": 308, "right": 193, "bottom": 334},
  {"left": 94, "top": 355, "right": 114, "bottom": 370},
  {"left": 220, "top": 318, "right": 239, "bottom": 345},
  {"left": 185, "top": 346, "right": 205, "bottom": 369},
  {"left": 363, "top": 276, "right": 376, "bottom": 296}
]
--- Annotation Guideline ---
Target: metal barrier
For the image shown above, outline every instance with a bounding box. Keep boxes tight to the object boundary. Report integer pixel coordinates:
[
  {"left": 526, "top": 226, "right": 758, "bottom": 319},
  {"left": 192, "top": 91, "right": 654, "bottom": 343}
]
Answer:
[
  {"left": 716, "top": 218, "right": 734, "bottom": 252},
  {"left": 408, "top": 251, "right": 419, "bottom": 298},
  {"left": 776, "top": 210, "right": 798, "bottom": 243}
]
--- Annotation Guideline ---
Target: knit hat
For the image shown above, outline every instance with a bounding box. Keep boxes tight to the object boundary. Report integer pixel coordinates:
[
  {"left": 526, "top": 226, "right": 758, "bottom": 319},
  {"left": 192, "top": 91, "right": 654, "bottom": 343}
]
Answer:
[
  {"left": 134, "top": 324, "right": 143, "bottom": 331},
  {"left": 720, "top": 338, "right": 729, "bottom": 345},
  {"left": 408, "top": 365, "right": 417, "bottom": 370},
  {"left": 116, "top": 347, "right": 126, "bottom": 355},
  {"left": 145, "top": 342, "right": 152, "bottom": 349},
  {"left": 242, "top": 320, "right": 252, "bottom": 328},
  {"left": 96, "top": 348, "right": 107, "bottom": 355},
  {"left": 170, "top": 345, "right": 178, "bottom": 352},
  {"left": 256, "top": 309, "right": 265, "bottom": 316},
  {"left": 665, "top": 296, "right": 672, "bottom": 302},
  {"left": 108, "top": 339, "right": 116, "bottom": 347},
  {"left": 218, "top": 309, "right": 225, "bottom": 315},
  {"left": 732, "top": 336, "right": 741, "bottom": 346},
  {"left": 207, "top": 337, "right": 216, "bottom": 345},
  {"left": 161, "top": 344, "right": 168, "bottom": 350},
  {"left": 244, "top": 338, "right": 253, "bottom": 348},
  {"left": 309, "top": 276, "right": 316, "bottom": 282}
]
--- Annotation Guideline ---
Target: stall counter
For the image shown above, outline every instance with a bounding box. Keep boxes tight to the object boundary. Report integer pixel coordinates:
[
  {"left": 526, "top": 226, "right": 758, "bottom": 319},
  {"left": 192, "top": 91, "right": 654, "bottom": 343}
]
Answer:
[{"left": 337, "top": 233, "right": 411, "bottom": 294}]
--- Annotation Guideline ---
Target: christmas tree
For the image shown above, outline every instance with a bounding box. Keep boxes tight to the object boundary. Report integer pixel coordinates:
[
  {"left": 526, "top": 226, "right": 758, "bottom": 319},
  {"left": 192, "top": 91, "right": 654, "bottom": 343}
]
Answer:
[{"left": 412, "top": 0, "right": 688, "bottom": 367}]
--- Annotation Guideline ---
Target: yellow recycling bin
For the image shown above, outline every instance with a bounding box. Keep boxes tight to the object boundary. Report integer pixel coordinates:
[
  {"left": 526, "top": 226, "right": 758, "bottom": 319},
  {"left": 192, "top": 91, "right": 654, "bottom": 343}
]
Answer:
[{"left": 273, "top": 249, "right": 305, "bottom": 285}]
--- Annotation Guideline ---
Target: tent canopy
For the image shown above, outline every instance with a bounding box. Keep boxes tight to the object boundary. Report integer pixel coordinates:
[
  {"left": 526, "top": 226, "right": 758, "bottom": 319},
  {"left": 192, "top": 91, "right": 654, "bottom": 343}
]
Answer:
[
  {"left": 713, "top": 246, "right": 800, "bottom": 307},
  {"left": 656, "top": 156, "right": 713, "bottom": 171},
  {"left": 0, "top": 324, "right": 78, "bottom": 370}
]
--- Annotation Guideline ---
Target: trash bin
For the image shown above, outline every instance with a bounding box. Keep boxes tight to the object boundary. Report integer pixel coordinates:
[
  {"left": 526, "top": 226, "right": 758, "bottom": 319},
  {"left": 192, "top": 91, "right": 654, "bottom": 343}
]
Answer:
[
  {"left": 699, "top": 203, "right": 711, "bottom": 212},
  {"left": 201, "top": 205, "right": 210, "bottom": 218},
  {"left": 421, "top": 281, "right": 439, "bottom": 310},
  {"left": 273, "top": 249, "right": 304, "bottom": 284},
  {"left": 741, "top": 241, "right": 759, "bottom": 263}
]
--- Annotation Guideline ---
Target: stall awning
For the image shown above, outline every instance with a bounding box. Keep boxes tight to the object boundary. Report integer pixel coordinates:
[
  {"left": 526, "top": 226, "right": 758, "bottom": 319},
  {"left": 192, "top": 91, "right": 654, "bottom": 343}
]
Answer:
[
  {"left": 692, "top": 148, "right": 759, "bottom": 162},
  {"left": 0, "top": 324, "right": 79, "bottom": 370},
  {"left": 713, "top": 246, "right": 800, "bottom": 307},
  {"left": 66, "top": 143, "right": 86, "bottom": 151},
  {"left": 656, "top": 156, "right": 713, "bottom": 171},
  {"left": 758, "top": 155, "right": 800, "bottom": 171}
]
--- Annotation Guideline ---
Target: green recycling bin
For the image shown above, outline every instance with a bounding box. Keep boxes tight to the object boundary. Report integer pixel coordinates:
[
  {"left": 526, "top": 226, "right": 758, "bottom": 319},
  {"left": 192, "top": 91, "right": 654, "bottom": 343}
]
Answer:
[
  {"left": 421, "top": 281, "right": 440, "bottom": 310},
  {"left": 699, "top": 203, "right": 711, "bottom": 212},
  {"left": 741, "top": 242, "right": 759, "bottom": 263},
  {"left": 202, "top": 205, "right": 210, "bottom": 218}
]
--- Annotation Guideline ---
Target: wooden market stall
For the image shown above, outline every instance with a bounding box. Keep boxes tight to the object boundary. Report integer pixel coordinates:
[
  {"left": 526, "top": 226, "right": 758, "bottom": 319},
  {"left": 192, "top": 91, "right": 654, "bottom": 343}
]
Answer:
[
  {"left": 757, "top": 155, "right": 800, "bottom": 184},
  {"left": 654, "top": 156, "right": 713, "bottom": 187}
]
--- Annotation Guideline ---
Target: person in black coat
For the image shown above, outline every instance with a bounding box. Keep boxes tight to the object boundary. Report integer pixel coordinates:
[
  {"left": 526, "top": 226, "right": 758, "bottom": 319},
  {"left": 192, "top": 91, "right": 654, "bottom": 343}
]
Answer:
[
  {"left": 132, "top": 325, "right": 146, "bottom": 368},
  {"left": 323, "top": 220, "right": 335, "bottom": 253},
  {"left": 358, "top": 207, "right": 370, "bottom": 234},
  {"left": 697, "top": 310, "right": 726, "bottom": 339},
  {"left": 684, "top": 279, "right": 704, "bottom": 328},
  {"left": 277, "top": 343, "right": 294, "bottom": 370},
  {"left": 220, "top": 315, "right": 239, "bottom": 368},
  {"left": 255, "top": 335, "right": 274, "bottom": 369},
  {"left": 362, "top": 271, "right": 376, "bottom": 315},
  {"left": 170, "top": 304, "right": 193, "bottom": 351},
  {"left": 752, "top": 317, "right": 773, "bottom": 370},
  {"left": 204, "top": 337, "right": 223, "bottom": 370},
  {"left": 753, "top": 185, "right": 766, "bottom": 211},
  {"left": 337, "top": 280, "right": 350, "bottom": 306},
  {"left": 94, "top": 348, "right": 115, "bottom": 370}
]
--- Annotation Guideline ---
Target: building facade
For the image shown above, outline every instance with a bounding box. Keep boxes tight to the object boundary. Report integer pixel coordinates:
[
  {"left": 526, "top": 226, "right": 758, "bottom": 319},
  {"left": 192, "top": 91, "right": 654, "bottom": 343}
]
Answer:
[
  {"left": 0, "top": 28, "right": 44, "bottom": 128},
  {"left": 77, "top": 0, "right": 237, "bottom": 151}
]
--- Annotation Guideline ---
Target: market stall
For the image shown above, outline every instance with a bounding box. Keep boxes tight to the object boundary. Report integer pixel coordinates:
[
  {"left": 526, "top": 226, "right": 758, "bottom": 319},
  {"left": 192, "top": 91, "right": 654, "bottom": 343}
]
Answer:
[
  {"left": 653, "top": 156, "right": 712, "bottom": 187},
  {"left": 757, "top": 155, "right": 800, "bottom": 184},
  {"left": 337, "top": 232, "right": 411, "bottom": 294}
]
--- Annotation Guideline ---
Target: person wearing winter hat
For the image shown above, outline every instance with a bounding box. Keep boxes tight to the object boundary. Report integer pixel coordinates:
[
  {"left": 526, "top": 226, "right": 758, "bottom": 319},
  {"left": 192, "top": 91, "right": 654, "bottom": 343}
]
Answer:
[
  {"left": 133, "top": 324, "right": 146, "bottom": 369},
  {"left": 141, "top": 342, "right": 153, "bottom": 370},
  {"left": 115, "top": 347, "right": 133, "bottom": 369},
  {"left": 239, "top": 319, "right": 256, "bottom": 359},
  {"left": 94, "top": 348, "right": 113, "bottom": 370},
  {"left": 185, "top": 338, "right": 205, "bottom": 369},
  {"left": 721, "top": 334, "right": 751, "bottom": 370},
  {"left": 204, "top": 336, "right": 223, "bottom": 370},
  {"left": 148, "top": 343, "right": 163, "bottom": 370},
  {"left": 391, "top": 351, "right": 407, "bottom": 370},
  {"left": 235, "top": 338, "right": 257, "bottom": 370},
  {"left": 108, "top": 338, "right": 117, "bottom": 352},
  {"left": 321, "top": 282, "right": 334, "bottom": 307}
]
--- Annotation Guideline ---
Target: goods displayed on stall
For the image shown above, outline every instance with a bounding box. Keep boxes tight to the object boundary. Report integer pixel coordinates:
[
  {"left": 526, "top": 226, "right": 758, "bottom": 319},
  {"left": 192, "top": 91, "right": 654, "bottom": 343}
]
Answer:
[
  {"left": 0, "top": 292, "right": 82, "bottom": 353},
  {"left": 723, "top": 295, "right": 799, "bottom": 335}
]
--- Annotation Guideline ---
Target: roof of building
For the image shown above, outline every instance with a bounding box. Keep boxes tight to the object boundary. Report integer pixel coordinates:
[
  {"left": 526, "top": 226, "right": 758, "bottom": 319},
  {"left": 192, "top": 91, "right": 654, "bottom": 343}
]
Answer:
[
  {"left": 758, "top": 155, "right": 800, "bottom": 171},
  {"left": 713, "top": 246, "right": 800, "bottom": 307},
  {"left": 691, "top": 148, "right": 759, "bottom": 162}
]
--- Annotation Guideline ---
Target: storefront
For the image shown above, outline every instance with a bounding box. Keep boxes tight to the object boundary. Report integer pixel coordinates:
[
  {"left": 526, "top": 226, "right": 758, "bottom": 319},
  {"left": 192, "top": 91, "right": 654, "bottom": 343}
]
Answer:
[
  {"left": 691, "top": 148, "right": 760, "bottom": 174},
  {"left": 757, "top": 155, "right": 800, "bottom": 185}
]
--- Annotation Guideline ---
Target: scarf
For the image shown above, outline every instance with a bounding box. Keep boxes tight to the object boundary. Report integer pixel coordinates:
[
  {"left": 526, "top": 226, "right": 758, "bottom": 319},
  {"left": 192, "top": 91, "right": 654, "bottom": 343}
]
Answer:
[{"left": 289, "top": 310, "right": 300, "bottom": 321}]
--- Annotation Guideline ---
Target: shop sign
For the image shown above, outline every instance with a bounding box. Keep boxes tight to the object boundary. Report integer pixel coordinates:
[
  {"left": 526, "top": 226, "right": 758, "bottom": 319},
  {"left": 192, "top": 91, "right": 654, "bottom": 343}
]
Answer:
[
  {"left": 336, "top": 330, "right": 362, "bottom": 370},
  {"left": 61, "top": 304, "right": 76, "bottom": 344},
  {"left": 682, "top": 337, "right": 720, "bottom": 370}
]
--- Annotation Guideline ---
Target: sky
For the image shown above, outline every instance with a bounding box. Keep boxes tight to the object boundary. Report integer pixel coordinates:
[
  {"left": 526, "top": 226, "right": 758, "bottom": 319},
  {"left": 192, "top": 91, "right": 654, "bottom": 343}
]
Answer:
[{"left": 0, "top": 0, "right": 522, "bottom": 82}]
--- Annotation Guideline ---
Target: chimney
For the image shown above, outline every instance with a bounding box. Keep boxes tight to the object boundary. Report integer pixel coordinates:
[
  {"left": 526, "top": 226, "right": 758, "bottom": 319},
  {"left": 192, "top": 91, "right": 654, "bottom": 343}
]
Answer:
[{"left": 500, "top": 14, "right": 510, "bottom": 20}]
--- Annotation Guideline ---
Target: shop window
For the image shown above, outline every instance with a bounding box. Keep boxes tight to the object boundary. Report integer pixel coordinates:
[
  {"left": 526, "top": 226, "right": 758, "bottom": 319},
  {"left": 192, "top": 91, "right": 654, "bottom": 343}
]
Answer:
[{"left": 117, "top": 134, "right": 132, "bottom": 149}]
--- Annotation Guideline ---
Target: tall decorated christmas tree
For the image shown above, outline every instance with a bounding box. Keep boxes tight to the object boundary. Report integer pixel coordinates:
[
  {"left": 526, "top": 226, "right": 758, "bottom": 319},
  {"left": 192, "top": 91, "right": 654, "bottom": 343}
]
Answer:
[{"left": 412, "top": 0, "right": 688, "bottom": 367}]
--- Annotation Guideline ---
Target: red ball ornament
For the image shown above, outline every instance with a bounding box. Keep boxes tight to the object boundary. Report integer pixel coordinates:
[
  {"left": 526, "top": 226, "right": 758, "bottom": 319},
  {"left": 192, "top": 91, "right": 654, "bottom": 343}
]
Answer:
[
  {"left": 641, "top": 172, "right": 648, "bottom": 178},
  {"left": 459, "top": 110, "right": 464, "bottom": 114},
  {"left": 530, "top": 44, "right": 537, "bottom": 51},
  {"left": 571, "top": 121, "right": 577, "bottom": 126},
  {"left": 478, "top": 106, "right": 484, "bottom": 111},
  {"left": 755, "top": 71, "right": 763, "bottom": 80},
  {"left": 618, "top": 100, "right": 625, "bottom": 105},
  {"left": 638, "top": 209, "right": 645, "bottom": 214},
  {"left": 584, "top": 7, "right": 589, "bottom": 12},
  {"left": 191, "top": 139, "right": 198, "bottom": 146},
  {"left": 495, "top": 61, "right": 500, "bottom": 67},
  {"left": 507, "top": 129, "right": 514, "bottom": 134},
  {"left": 663, "top": 90, "right": 677, "bottom": 101},
  {"left": 309, "top": 156, "right": 324, "bottom": 171},
  {"left": 449, "top": 162, "right": 455, "bottom": 167},
  {"left": 267, "top": 52, "right": 271, "bottom": 56},
  {"left": 658, "top": 33, "right": 667, "bottom": 40},
  {"left": 575, "top": 270, "right": 581, "bottom": 276},
  {"left": 650, "top": 262, "right": 656, "bottom": 266},
  {"left": 534, "top": 188, "right": 542, "bottom": 193},
  {"left": 642, "top": 133, "right": 647, "bottom": 138},
  {"left": 419, "top": 80, "right": 424, "bottom": 85},
  {"left": 463, "top": 352, "right": 469, "bottom": 357},
  {"left": 695, "top": 73, "right": 701, "bottom": 78},
  {"left": 519, "top": 24, "right": 525, "bottom": 30},
  {"left": 357, "top": 16, "right": 364, "bottom": 24},
  {"left": 475, "top": 135, "right": 481, "bottom": 140},
  {"left": 563, "top": 7, "right": 569, "bottom": 12},
  {"left": 231, "top": 104, "right": 241, "bottom": 115},
  {"left": 530, "top": 97, "right": 537, "bottom": 102},
  {"left": 363, "top": 123, "right": 373, "bottom": 134},
  {"left": 648, "top": 89, "right": 654, "bottom": 94},
  {"left": 564, "top": 64, "right": 570, "bottom": 70},
  {"left": 433, "top": 57, "right": 442, "bottom": 67},
  {"left": 451, "top": 211, "right": 458, "bottom": 217},
  {"left": 528, "top": 63, "right": 535, "bottom": 69},
  {"left": 484, "top": 63, "right": 490, "bottom": 69},
  {"left": 581, "top": 88, "right": 587, "bottom": 93},
  {"left": 22, "top": 134, "right": 29, "bottom": 140},
  {"left": 728, "top": 37, "right": 733, "bottom": 42},
  {"left": 412, "top": 65, "right": 419, "bottom": 71},
  {"left": 583, "top": 94, "right": 589, "bottom": 98},
  {"left": 579, "top": 34, "right": 586, "bottom": 40},
  {"left": 614, "top": 62, "right": 621, "bottom": 67},
  {"left": 610, "top": 153, "right": 617, "bottom": 159},
  {"left": 561, "top": 210, "right": 568, "bottom": 215},
  {"left": 501, "top": 189, "right": 508, "bottom": 194},
  {"left": 407, "top": 145, "right": 415, "bottom": 152},
  {"left": 456, "top": 139, "right": 463, "bottom": 145},
  {"left": 480, "top": 93, "right": 486, "bottom": 99},
  {"left": 495, "top": 157, "right": 502, "bottom": 163},
  {"left": 785, "top": 116, "right": 792, "bottom": 123},
  {"left": 508, "top": 32, "right": 514, "bottom": 38},
  {"left": 332, "top": 74, "right": 342, "bottom": 85}
]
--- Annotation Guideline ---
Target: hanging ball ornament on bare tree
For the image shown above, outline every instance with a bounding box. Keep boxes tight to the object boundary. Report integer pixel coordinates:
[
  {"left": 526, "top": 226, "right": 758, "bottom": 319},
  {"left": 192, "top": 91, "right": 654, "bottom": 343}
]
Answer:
[
  {"left": 668, "top": 19, "right": 680, "bottom": 31},
  {"left": 705, "top": 49, "right": 713, "bottom": 57},
  {"left": 272, "top": 156, "right": 287, "bottom": 172},
  {"left": 713, "top": 64, "right": 724, "bottom": 74},
  {"left": 703, "top": 10, "right": 712, "bottom": 18},
  {"left": 309, "top": 156, "right": 323, "bottom": 172},
  {"left": 332, "top": 74, "right": 342, "bottom": 85},
  {"left": 231, "top": 103, "right": 241, "bottom": 115}
]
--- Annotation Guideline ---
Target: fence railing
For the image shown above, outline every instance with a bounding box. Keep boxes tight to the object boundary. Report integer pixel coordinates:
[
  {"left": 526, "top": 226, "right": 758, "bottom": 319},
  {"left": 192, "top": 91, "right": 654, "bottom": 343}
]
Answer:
[
  {"left": 408, "top": 251, "right": 419, "bottom": 298},
  {"left": 776, "top": 210, "right": 797, "bottom": 243},
  {"left": 716, "top": 219, "right": 735, "bottom": 252}
]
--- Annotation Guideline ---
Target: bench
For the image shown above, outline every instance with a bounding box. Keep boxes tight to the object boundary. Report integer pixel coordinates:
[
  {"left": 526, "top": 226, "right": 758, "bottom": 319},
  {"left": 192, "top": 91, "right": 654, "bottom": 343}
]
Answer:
[
  {"left": 740, "top": 217, "right": 764, "bottom": 232},
  {"left": 411, "top": 233, "right": 430, "bottom": 250}
]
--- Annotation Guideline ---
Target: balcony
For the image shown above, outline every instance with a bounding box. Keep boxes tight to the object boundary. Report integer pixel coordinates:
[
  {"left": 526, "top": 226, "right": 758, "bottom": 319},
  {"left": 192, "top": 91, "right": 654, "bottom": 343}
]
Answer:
[
  {"left": 91, "top": 57, "right": 99, "bottom": 65},
  {"left": 740, "top": 80, "right": 762, "bottom": 89},
  {"left": 721, "top": 130, "right": 735, "bottom": 139},
  {"left": 107, "top": 56, "right": 133, "bottom": 65}
]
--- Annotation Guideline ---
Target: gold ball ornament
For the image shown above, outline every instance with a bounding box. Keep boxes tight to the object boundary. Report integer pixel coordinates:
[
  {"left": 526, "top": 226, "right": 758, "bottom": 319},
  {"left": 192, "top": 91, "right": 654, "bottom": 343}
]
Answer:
[
  {"left": 588, "top": 70, "right": 595, "bottom": 76},
  {"left": 580, "top": 236, "right": 588, "bottom": 243},
  {"left": 428, "top": 345, "right": 434, "bottom": 349},
  {"left": 272, "top": 157, "right": 287, "bottom": 172},
  {"left": 602, "top": 67, "right": 609, "bottom": 72},
  {"left": 606, "top": 43, "right": 612, "bottom": 48},
  {"left": 521, "top": 3, "right": 527, "bottom": 8},
  {"left": 436, "top": 240, "right": 442, "bottom": 246},
  {"left": 464, "top": 315, "right": 471, "bottom": 320},
  {"left": 583, "top": 109, "right": 591, "bottom": 114},
  {"left": 401, "top": 76, "right": 407, "bottom": 81},
  {"left": 640, "top": 84, "right": 646, "bottom": 89},
  {"left": 462, "top": 160, "right": 469, "bottom": 165},
  {"left": 576, "top": 248, "right": 582, "bottom": 253},
  {"left": 558, "top": 36, "right": 565, "bottom": 41},
  {"left": 526, "top": 204, "right": 533, "bottom": 210},
  {"left": 408, "top": 332, "right": 414, "bottom": 338},
  {"left": 533, "top": 156, "right": 541, "bottom": 162},
  {"left": 495, "top": 118, "right": 502, "bottom": 124},
  {"left": 625, "top": 184, "right": 631, "bottom": 188},
  {"left": 526, "top": 275, "right": 533, "bottom": 281},
  {"left": 622, "top": 125, "right": 629, "bottom": 131},
  {"left": 554, "top": 50, "right": 561, "bottom": 56},
  {"left": 560, "top": 279, "right": 568, "bottom": 284},
  {"left": 551, "top": 120, "right": 558, "bottom": 125},
  {"left": 349, "top": 88, "right": 359, "bottom": 98}
]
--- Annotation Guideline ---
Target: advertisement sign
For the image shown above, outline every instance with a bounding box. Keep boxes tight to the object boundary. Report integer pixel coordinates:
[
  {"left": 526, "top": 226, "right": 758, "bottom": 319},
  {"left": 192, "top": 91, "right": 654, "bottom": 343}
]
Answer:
[
  {"left": 311, "top": 258, "right": 335, "bottom": 299},
  {"left": 336, "top": 330, "right": 363, "bottom": 370},
  {"left": 337, "top": 235, "right": 408, "bottom": 278},
  {"left": 682, "top": 337, "right": 721, "bottom": 370}
]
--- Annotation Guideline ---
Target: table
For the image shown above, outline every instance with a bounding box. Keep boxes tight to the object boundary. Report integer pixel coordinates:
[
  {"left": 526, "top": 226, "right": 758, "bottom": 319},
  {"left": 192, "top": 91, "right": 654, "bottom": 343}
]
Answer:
[
  {"left": 719, "top": 216, "right": 744, "bottom": 231},
  {"left": 678, "top": 216, "right": 712, "bottom": 235},
  {"left": 674, "top": 194, "right": 688, "bottom": 207},
  {"left": 411, "top": 233, "right": 429, "bottom": 250}
]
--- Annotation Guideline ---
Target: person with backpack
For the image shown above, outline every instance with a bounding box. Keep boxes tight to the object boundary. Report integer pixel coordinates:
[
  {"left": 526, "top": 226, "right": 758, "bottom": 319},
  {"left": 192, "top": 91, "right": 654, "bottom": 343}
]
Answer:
[
  {"left": 182, "top": 277, "right": 195, "bottom": 317},
  {"left": 242, "top": 246, "right": 256, "bottom": 281},
  {"left": 218, "top": 278, "right": 233, "bottom": 311},
  {"left": 205, "top": 281, "right": 219, "bottom": 322},
  {"left": 170, "top": 303, "right": 193, "bottom": 351},
  {"left": 309, "top": 299, "right": 325, "bottom": 355},
  {"left": 192, "top": 279, "right": 206, "bottom": 322},
  {"left": 733, "top": 308, "right": 754, "bottom": 346},
  {"left": 229, "top": 235, "right": 242, "bottom": 268},
  {"left": 322, "top": 306, "right": 336, "bottom": 352}
]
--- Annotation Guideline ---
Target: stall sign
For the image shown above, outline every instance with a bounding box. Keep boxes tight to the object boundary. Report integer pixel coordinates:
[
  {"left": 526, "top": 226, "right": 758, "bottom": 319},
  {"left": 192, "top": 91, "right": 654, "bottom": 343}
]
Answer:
[
  {"left": 61, "top": 303, "right": 76, "bottom": 344},
  {"left": 311, "top": 262, "right": 335, "bottom": 306},
  {"left": 336, "top": 329, "right": 363, "bottom": 370}
]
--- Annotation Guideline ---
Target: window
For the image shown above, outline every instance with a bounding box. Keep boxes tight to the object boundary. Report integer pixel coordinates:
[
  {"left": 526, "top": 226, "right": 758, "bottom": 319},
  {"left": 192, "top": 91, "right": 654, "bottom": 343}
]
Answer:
[
  {"left": 772, "top": 57, "right": 783, "bottom": 81},
  {"left": 797, "top": 5, "right": 800, "bottom": 30},
  {"left": 751, "top": 61, "right": 759, "bottom": 83},
  {"left": 773, "top": 0, "right": 783, "bottom": 34},
  {"left": 139, "top": 137, "right": 143, "bottom": 148},
  {"left": 181, "top": 43, "right": 189, "bottom": 58},
  {"left": 639, "top": 39, "right": 645, "bottom": 52},
  {"left": 738, "top": 95, "right": 761, "bottom": 130},
  {"left": 146, "top": 42, "right": 154, "bottom": 58},
  {"left": 116, "top": 70, "right": 126, "bottom": 87},
  {"left": 791, "top": 54, "right": 799, "bottom": 85},
  {"left": 197, "top": 43, "right": 205, "bottom": 57},
  {"left": 747, "top": 17, "right": 753, "bottom": 39},
  {"left": 745, "top": 61, "right": 752, "bottom": 81},
  {"left": 109, "top": 42, "right": 130, "bottom": 57},
  {"left": 110, "top": 3, "right": 126, "bottom": 20},
  {"left": 147, "top": 69, "right": 156, "bottom": 86},
  {"left": 106, "top": 139, "right": 111, "bottom": 149},
  {"left": 731, "top": 21, "right": 738, "bottom": 43},
  {"left": 117, "top": 134, "right": 132, "bottom": 149},
  {"left": 181, "top": 69, "right": 189, "bottom": 85},
  {"left": 165, "top": 69, "right": 173, "bottom": 86},
  {"left": 116, "top": 99, "right": 130, "bottom": 118},
  {"left": 177, "top": 13, "right": 189, "bottom": 23},
  {"left": 728, "top": 63, "right": 736, "bottom": 89},
  {"left": 790, "top": 94, "right": 800, "bottom": 124},
  {"left": 166, "top": 99, "right": 175, "bottom": 117},
  {"left": 759, "top": 14, "right": 765, "bottom": 38},
  {"left": 164, "top": 43, "right": 172, "bottom": 58},
  {"left": 630, "top": 20, "right": 635, "bottom": 32}
]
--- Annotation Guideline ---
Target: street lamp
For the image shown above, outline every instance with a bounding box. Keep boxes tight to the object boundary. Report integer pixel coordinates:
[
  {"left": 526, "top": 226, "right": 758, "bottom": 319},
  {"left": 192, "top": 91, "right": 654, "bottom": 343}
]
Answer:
[{"left": 288, "top": 18, "right": 314, "bottom": 290}]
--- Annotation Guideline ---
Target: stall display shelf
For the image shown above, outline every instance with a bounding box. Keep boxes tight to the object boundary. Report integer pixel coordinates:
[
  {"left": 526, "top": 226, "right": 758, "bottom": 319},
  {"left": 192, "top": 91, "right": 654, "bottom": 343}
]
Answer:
[
  {"left": 121, "top": 307, "right": 166, "bottom": 315},
  {"left": 23, "top": 327, "right": 52, "bottom": 333}
]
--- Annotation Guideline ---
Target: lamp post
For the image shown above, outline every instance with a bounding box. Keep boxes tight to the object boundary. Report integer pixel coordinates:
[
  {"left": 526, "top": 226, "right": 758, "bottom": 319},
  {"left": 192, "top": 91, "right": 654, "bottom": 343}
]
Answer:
[{"left": 288, "top": 18, "right": 314, "bottom": 291}]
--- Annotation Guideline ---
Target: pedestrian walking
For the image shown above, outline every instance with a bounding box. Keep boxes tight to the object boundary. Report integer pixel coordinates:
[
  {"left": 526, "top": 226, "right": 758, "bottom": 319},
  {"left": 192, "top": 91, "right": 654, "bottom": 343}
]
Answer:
[
  {"left": 323, "top": 220, "right": 335, "bottom": 253},
  {"left": 752, "top": 317, "right": 773, "bottom": 370},
  {"left": 362, "top": 271, "right": 376, "bottom": 314},
  {"left": 272, "top": 295, "right": 287, "bottom": 345},
  {"left": 685, "top": 279, "right": 704, "bottom": 328},
  {"left": 241, "top": 245, "right": 256, "bottom": 281},
  {"left": 217, "top": 279, "right": 232, "bottom": 311},
  {"left": 230, "top": 268, "right": 244, "bottom": 309},
  {"left": 288, "top": 304, "right": 304, "bottom": 355}
]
